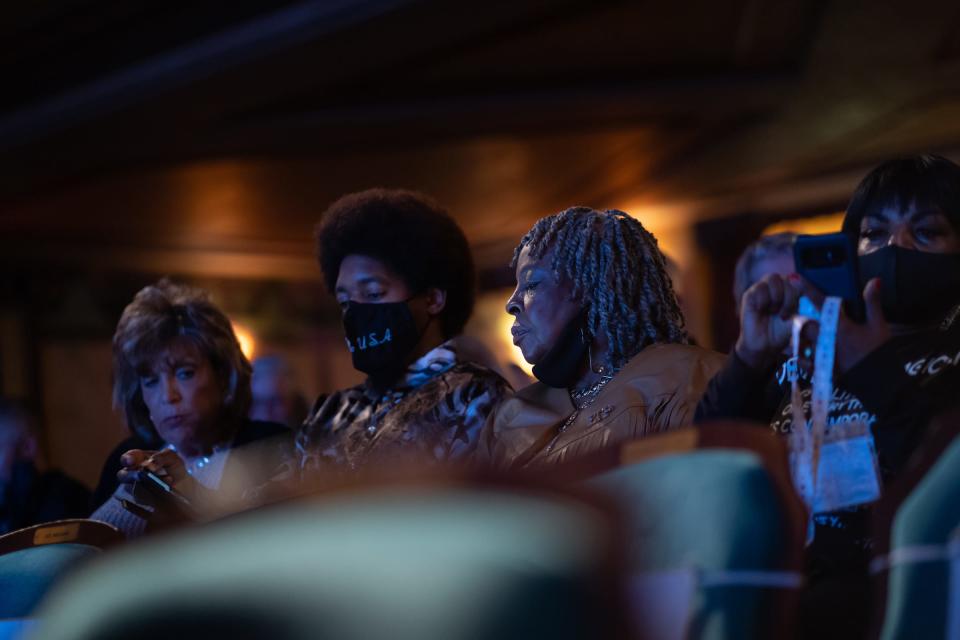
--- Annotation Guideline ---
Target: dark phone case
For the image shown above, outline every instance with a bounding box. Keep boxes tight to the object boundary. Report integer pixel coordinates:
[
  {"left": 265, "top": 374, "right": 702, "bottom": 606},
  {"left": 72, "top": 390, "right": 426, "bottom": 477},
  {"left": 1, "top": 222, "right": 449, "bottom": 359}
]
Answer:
[
  {"left": 794, "top": 233, "right": 866, "bottom": 323},
  {"left": 136, "top": 470, "right": 197, "bottom": 515}
]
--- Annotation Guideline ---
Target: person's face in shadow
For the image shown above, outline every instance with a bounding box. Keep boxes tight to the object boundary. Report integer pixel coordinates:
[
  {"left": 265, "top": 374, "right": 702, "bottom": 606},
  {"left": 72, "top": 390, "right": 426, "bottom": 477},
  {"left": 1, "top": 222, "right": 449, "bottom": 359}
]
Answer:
[
  {"left": 250, "top": 373, "right": 295, "bottom": 425},
  {"left": 334, "top": 255, "right": 446, "bottom": 327},
  {"left": 751, "top": 253, "right": 796, "bottom": 286},
  {"left": 505, "top": 245, "right": 581, "bottom": 365},
  {"left": 335, "top": 255, "right": 415, "bottom": 307}
]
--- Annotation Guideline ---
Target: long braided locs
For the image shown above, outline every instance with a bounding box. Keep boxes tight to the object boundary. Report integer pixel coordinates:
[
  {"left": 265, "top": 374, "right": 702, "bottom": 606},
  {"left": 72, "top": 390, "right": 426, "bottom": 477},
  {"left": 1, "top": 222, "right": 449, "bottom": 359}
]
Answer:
[{"left": 512, "top": 207, "right": 689, "bottom": 370}]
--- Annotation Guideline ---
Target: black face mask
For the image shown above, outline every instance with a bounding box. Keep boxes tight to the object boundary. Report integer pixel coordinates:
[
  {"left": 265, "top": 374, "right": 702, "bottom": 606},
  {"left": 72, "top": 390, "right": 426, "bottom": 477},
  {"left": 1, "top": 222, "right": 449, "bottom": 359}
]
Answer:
[
  {"left": 858, "top": 245, "right": 960, "bottom": 325},
  {"left": 531, "top": 314, "right": 588, "bottom": 389},
  {"left": 342, "top": 300, "right": 423, "bottom": 381}
]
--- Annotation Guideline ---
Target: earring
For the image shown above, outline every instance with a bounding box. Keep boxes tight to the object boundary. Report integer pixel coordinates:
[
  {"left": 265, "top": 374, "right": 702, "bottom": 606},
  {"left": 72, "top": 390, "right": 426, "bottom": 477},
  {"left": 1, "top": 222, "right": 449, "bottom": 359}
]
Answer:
[{"left": 583, "top": 328, "right": 600, "bottom": 374}]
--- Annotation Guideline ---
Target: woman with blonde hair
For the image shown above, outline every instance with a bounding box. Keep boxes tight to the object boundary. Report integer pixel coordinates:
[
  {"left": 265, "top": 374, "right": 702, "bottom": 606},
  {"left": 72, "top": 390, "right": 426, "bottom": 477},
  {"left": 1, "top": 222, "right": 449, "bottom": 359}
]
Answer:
[{"left": 91, "top": 279, "right": 291, "bottom": 536}]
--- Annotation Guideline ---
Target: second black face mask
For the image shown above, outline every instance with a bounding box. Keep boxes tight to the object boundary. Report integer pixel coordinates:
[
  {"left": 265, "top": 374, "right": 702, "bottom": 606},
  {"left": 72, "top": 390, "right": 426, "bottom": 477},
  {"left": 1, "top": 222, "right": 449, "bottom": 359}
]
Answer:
[
  {"left": 858, "top": 245, "right": 960, "bottom": 325},
  {"left": 342, "top": 301, "right": 422, "bottom": 380},
  {"left": 532, "top": 314, "right": 588, "bottom": 389}
]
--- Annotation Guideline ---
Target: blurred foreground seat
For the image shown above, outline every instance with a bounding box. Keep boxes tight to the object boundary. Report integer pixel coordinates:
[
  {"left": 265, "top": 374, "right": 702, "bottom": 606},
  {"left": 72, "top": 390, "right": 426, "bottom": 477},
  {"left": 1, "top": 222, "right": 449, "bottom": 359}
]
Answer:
[
  {"left": 564, "top": 424, "right": 806, "bottom": 640},
  {"left": 870, "top": 407, "right": 960, "bottom": 640},
  {"left": 0, "top": 519, "right": 122, "bottom": 639},
  {"left": 31, "top": 480, "right": 629, "bottom": 640}
]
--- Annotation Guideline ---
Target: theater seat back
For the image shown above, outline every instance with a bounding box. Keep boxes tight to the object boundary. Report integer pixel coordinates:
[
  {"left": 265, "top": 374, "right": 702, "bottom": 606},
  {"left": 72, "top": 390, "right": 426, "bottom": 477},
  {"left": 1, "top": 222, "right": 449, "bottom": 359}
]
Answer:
[
  {"left": 0, "top": 519, "right": 121, "bottom": 620},
  {"left": 0, "top": 543, "right": 101, "bottom": 619},
  {"left": 32, "top": 485, "right": 627, "bottom": 640},
  {"left": 589, "top": 449, "right": 799, "bottom": 640},
  {"left": 876, "top": 435, "right": 960, "bottom": 640}
]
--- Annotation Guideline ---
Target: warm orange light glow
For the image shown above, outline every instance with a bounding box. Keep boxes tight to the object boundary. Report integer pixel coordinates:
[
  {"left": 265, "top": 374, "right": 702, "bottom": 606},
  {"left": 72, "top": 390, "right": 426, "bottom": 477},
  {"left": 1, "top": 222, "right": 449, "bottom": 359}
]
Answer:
[
  {"left": 497, "top": 309, "right": 534, "bottom": 377},
  {"left": 763, "top": 212, "right": 844, "bottom": 236},
  {"left": 464, "top": 291, "right": 534, "bottom": 378},
  {"left": 232, "top": 321, "right": 256, "bottom": 360},
  {"left": 614, "top": 201, "right": 694, "bottom": 267}
]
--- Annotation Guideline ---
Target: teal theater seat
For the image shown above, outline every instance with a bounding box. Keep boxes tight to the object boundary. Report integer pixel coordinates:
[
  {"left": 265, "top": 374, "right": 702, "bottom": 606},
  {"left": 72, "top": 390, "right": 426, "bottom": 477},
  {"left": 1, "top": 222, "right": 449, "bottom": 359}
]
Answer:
[
  {"left": 0, "top": 543, "right": 102, "bottom": 619},
  {"left": 0, "top": 519, "right": 122, "bottom": 620},
  {"left": 586, "top": 430, "right": 803, "bottom": 640},
  {"left": 873, "top": 433, "right": 960, "bottom": 640}
]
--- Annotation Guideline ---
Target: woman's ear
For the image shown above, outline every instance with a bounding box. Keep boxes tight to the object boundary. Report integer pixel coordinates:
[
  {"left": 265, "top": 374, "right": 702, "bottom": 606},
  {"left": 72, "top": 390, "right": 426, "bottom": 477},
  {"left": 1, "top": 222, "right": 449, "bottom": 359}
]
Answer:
[{"left": 425, "top": 288, "right": 447, "bottom": 315}]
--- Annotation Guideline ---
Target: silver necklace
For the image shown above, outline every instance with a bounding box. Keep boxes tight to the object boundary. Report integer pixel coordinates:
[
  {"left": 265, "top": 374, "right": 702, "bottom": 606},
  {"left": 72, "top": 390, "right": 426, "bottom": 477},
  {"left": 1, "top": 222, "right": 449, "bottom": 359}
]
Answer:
[
  {"left": 167, "top": 444, "right": 212, "bottom": 477},
  {"left": 545, "top": 372, "right": 617, "bottom": 453},
  {"left": 570, "top": 374, "right": 614, "bottom": 408}
]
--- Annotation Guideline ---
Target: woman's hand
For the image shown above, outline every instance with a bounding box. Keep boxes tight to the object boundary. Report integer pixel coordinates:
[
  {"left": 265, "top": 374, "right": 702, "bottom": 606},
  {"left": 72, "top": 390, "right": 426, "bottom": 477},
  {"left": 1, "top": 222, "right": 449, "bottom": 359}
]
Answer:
[
  {"left": 117, "top": 449, "right": 196, "bottom": 496},
  {"left": 799, "top": 277, "right": 892, "bottom": 375},
  {"left": 735, "top": 273, "right": 803, "bottom": 371}
]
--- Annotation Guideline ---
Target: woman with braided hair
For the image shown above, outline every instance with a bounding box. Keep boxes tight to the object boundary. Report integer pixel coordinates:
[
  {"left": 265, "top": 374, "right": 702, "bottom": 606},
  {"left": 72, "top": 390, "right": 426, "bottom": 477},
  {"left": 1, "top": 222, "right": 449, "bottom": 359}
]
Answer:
[{"left": 481, "top": 206, "right": 725, "bottom": 469}]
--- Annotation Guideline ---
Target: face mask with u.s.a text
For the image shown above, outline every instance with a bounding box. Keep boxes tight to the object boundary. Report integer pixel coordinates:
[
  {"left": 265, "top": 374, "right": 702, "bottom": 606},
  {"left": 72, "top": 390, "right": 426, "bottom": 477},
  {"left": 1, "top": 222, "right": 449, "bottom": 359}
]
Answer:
[{"left": 341, "top": 300, "right": 422, "bottom": 379}]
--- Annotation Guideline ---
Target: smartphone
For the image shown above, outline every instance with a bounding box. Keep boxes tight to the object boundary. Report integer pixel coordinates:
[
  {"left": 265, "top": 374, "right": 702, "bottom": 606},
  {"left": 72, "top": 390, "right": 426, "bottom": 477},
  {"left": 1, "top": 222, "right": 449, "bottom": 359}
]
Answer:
[
  {"left": 793, "top": 232, "right": 865, "bottom": 323},
  {"left": 136, "top": 469, "right": 196, "bottom": 514}
]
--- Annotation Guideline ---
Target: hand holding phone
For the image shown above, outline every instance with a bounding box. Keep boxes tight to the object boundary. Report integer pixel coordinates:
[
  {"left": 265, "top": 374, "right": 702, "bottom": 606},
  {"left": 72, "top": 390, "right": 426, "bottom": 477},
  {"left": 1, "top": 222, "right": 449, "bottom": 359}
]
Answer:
[
  {"left": 138, "top": 469, "right": 196, "bottom": 513},
  {"left": 794, "top": 233, "right": 866, "bottom": 323},
  {"left": 786, "top": 276, "right": 892, "bottom": 375},
  {"left": 735, "top": 272, "right": 804, "bottom": 370},
  {"left": 118, "top": 449, "right": 197, "bottom": 516}
]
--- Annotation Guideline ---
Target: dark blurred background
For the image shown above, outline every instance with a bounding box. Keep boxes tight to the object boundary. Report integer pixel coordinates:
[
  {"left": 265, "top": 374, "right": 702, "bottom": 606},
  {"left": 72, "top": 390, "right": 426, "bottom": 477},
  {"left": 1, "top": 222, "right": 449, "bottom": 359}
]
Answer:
[{"left": 2, "top": 0, "right": 959, "bottom": 486}]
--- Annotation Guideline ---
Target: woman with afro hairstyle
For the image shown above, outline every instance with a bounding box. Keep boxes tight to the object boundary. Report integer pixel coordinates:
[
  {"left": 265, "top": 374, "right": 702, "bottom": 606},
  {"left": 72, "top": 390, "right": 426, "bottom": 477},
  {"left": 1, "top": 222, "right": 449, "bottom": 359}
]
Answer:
[
  {"left": 288, "top": 188, "right": 511, "bottom": 476},
  {"left": 481, "top": 206, "right": 724, "bottom": 469}
]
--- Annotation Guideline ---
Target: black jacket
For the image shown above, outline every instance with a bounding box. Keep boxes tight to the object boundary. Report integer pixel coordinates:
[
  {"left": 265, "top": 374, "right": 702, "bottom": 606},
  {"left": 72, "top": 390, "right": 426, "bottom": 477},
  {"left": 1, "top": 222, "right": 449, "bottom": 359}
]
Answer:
[{"left": 695, "top": 313, "right": 960, "bottom": 575}]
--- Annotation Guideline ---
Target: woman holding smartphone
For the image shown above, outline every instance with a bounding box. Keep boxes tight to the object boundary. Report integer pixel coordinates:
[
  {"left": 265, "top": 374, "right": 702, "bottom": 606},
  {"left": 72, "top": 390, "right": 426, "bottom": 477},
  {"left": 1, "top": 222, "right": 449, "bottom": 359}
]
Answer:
[
  {"left": 91, "top": 280, "right": 292, "bottom": 537},
  {"left": 695, "top": 154, "right": 960, "bottom": 638}
]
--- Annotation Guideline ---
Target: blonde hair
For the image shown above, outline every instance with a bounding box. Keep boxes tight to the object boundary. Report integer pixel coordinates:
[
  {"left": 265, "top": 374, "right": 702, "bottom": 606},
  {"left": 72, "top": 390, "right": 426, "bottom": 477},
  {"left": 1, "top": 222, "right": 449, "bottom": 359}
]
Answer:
[{"left": 112, "top": 279, "right": 251, "bottom": 443}]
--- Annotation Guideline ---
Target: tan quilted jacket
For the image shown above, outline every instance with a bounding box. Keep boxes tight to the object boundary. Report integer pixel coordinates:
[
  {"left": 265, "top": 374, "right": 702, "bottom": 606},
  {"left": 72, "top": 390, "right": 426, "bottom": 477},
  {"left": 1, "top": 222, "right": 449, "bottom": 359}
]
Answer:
[{"left": 481, "top": 343, "right": 725, "bottom": 469}]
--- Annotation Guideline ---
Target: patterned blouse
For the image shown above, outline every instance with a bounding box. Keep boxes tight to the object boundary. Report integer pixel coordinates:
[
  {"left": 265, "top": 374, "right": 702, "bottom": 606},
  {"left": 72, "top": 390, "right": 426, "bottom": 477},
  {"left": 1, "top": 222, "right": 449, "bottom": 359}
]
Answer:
[{"left": 290, "top": 341, "right": 512, "bottom": 478}]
